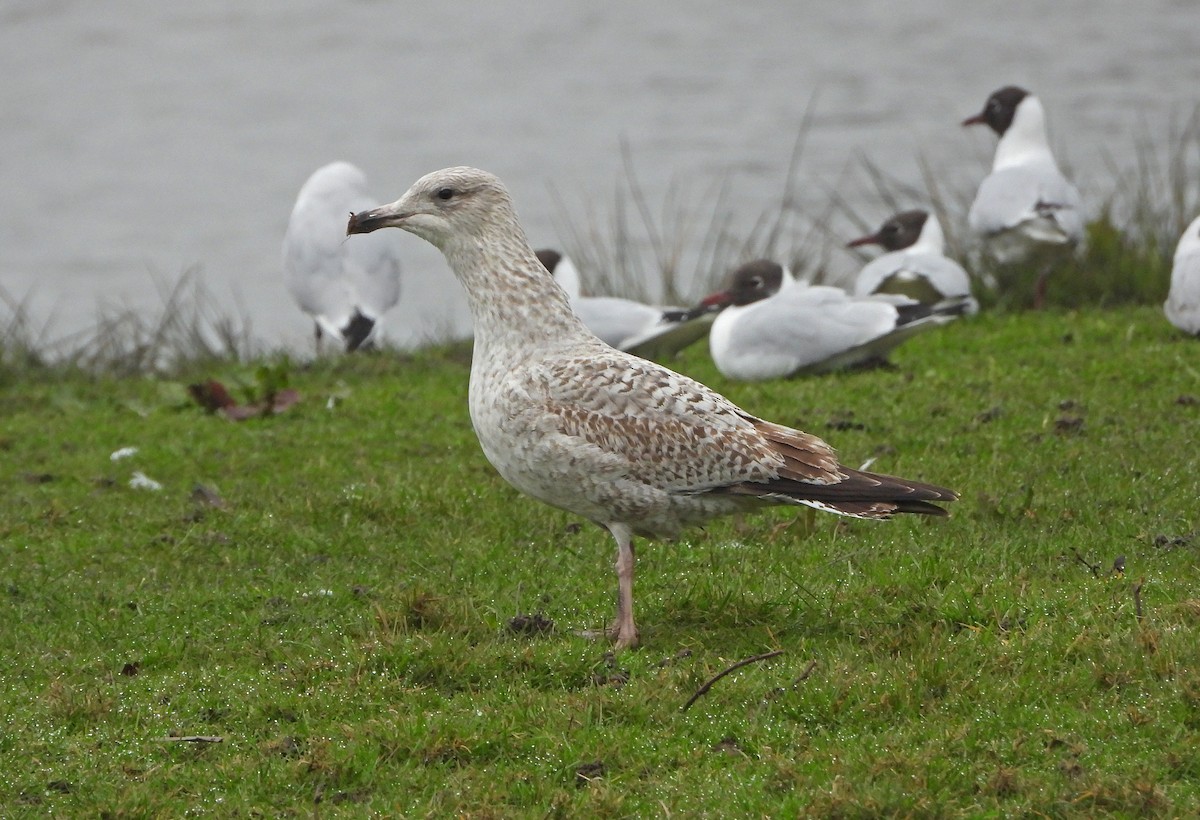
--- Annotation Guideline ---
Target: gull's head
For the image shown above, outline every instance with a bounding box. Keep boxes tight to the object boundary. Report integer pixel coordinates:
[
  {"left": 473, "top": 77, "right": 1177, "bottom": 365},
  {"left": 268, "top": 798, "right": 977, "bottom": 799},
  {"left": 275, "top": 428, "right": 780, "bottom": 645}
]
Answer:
[
  {"left": 962, "top": 85, "right": 1030, "bottom": 137},
  {"left": 347, "top": 166, "right": 512, "bottom": 249},
  {"left": 847, "top": 209, "right": 929, "bottom": 252},
  {"left": 695, "top": 259, "right": 788, "bottom": 311}
]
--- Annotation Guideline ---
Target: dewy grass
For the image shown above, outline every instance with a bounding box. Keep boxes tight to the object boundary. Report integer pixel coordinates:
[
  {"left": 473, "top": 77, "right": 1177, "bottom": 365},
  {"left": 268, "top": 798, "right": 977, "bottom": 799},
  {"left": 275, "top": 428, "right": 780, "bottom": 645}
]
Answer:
[{"left": 2, "top": 307, "right": 1198, "bottom": 815}]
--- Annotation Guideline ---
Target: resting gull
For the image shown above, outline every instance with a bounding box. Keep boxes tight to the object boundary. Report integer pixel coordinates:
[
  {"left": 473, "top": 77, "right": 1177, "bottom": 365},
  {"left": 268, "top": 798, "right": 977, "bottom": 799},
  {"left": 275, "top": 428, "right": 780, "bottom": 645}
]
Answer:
[
  {"left": 962, "top": 86, "right": 1084, "bottom": 307},
  {"left": 1165, "top": 214, "right": 1200, "bottom": 336},
  {"left": 347, "top": 167, "right": 956, "bottom": 649},
  {"left": 693, "top": 260, "right": 969, "bottom": 381},
  {"left": 535, "top": 248, "right": 713, "bottom": 359},
  {"left": 847, "top": 210, "right": 978, "bottom": 312},
  {"left": 282, "top": 161, "right": 403, "bottom": 352}
]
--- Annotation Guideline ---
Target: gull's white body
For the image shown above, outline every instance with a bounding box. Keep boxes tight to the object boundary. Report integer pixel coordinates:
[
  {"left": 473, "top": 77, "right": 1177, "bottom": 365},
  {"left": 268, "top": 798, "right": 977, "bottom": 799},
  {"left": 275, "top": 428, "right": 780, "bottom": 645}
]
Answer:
[
  {"left": 283, "top": 161, "right": 402, "bottom": 350},
  {"left": 547, "top": 253, "right": 712, "bottom": 359},
  {"left": 854, "top": 214, "right": 975, "bottom": 308},
  {"left": 1165, "top": 215, "right": 1200, "bottom": 335},
  {"left": 967, "top": 95, "right": 1084, "bottom": 264},
  {"left": 710, "top": 271, "right": 956, "bottom": 380}
]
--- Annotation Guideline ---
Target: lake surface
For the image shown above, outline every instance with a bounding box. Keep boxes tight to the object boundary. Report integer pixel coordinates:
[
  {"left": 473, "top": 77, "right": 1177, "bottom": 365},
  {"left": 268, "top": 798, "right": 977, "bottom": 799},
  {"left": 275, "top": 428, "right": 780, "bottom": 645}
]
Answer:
[{"left": 3, "top": 1, "right": 1198, "bottom": 352}]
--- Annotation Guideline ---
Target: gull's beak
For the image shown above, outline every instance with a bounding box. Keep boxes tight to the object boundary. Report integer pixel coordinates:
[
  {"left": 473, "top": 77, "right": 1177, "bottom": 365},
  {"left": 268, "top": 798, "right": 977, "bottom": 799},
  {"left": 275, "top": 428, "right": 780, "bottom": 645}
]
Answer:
[
  {"left": 846, "top": 231, "right": 882, "bottom": 249},
  {"left": 961, "top": 112, "right": 987, "bottom": 127},
  {"left": 675, "top": 291, "right": 731, "bottom": 322},
  {"left": 699, "top": 290, "right": 733, "bottom": 309},
  {"left": 347, "top": 203, "right": 407, "bottom": 236}
]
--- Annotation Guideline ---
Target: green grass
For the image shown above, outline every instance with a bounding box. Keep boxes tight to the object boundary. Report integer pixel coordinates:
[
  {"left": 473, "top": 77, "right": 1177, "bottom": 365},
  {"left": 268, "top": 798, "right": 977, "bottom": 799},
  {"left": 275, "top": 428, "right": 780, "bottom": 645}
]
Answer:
[{"left": 2, "top": 309, "right": 1199, "bottom": 816}]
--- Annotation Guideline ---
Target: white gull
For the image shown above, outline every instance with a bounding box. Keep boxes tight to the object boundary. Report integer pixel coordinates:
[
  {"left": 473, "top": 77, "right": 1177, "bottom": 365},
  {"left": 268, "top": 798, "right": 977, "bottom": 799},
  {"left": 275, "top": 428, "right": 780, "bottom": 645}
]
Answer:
[
  {"left": 347, "top": 167, "right": 956, "bottom": 650},
  {"left": 1165, "top": 214, "right": 1200, "bottom": 336},
  {"left": 535, "top": 248, "right": 713, "bottom": 360},
  {"left": 847, "top": 210, "right": 978, "bottom": 312},
  {"left": 963, "top": 86, "right": 1084, "bottom": 307},
  {"left": 694, "top": 260, "right": 968, "bottom": 381},
  {"left": 282, "top": 161, "right": 403, "bottom": 352}
]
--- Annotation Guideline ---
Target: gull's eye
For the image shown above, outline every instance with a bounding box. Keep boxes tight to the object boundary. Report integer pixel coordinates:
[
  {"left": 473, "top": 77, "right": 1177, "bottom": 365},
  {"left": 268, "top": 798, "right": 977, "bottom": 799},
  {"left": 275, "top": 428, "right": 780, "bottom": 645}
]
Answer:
[
  {"left": 435, "top": 187, "right": 455, "bottom": 201},
  {"left": 749, "top": 276, "right": 764, "bottom": 289}
]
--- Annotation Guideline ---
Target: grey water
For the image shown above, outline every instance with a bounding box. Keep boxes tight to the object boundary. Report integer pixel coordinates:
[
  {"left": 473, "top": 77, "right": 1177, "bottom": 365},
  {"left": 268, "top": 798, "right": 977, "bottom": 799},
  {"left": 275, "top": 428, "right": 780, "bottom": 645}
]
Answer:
[{"left": 3, "top": 0, "right": 1198, "bottom": 352}]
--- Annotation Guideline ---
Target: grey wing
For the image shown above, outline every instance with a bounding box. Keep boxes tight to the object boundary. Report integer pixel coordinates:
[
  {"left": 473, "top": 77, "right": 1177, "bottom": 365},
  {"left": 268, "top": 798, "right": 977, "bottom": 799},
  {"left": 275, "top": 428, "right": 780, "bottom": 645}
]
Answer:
[
  {"left": 282, "top": 194, "right": 350, "bottom": 322},
  {"left": 970, "top": 164, "right": 1084, "bottom": 244},
  {"left": 572, "top": 296, "right": 664, "bottom": 348},
  {"left": 854, "top": 250, "right": 972, "bottom": 301},
  {"left": 904, "top": 251, "right": 974, "bottom": 299},
  {"left": 621, "top": 311, "right": 715, "bottom": 359},
  {"left": 853, "top": 252, "right": 904, "bottom": 297}
]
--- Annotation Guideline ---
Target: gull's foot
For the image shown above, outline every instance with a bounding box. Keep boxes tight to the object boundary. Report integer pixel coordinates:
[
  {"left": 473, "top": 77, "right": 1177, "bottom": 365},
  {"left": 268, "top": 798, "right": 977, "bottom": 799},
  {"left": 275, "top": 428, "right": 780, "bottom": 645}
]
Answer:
[{"left": 575, "top": 619, "right": 640, "bottom": 650}]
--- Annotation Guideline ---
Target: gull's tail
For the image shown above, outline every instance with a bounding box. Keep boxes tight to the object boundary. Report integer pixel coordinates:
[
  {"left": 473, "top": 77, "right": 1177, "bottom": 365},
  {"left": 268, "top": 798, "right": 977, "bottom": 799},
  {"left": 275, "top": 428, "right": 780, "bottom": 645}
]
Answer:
[{"left": 713, "top": 418, "right": 957, "bottom": 519}]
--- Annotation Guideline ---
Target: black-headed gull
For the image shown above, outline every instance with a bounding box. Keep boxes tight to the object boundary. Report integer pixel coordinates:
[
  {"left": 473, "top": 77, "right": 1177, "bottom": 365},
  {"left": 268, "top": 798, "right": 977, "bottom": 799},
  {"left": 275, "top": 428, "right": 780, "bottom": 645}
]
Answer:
[
  {"left": 1165, "top": 215, "right": 1200, "bottom": 336},
  {"left": 282, "top": 161, "right": 403, "bottom": 352},
  {"left": 535, "top": 249, "right": 713, "bottom": 360},
  {"left": 695, "top": 260, "right": 968, "bottom": 381},
  {"left": 347, "top": 167, "right": 956, "bottom": 649},
  {"left": 963, "top": 86, "right": 1084, "bottom": 307},
  {"left": 847, "top": 210, "right": 977, "bottom": 311}
]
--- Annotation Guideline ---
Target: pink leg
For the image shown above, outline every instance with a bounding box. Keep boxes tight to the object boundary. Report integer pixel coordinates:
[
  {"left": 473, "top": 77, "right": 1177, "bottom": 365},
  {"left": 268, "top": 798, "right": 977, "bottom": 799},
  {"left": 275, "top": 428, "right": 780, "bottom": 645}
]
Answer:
[
  {"left": 1033, "top": 267, "right": 1050, "bottom": 310},
  {"left": 607, "top": 523, "right": 639, "bottom": 649}
]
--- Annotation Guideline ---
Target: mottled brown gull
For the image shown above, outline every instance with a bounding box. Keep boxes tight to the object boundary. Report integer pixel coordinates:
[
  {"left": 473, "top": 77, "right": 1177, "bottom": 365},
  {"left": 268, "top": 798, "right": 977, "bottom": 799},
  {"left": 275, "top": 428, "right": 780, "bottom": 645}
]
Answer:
[{"left": 347, "top": 166, "right": 956, "bottom": 649}]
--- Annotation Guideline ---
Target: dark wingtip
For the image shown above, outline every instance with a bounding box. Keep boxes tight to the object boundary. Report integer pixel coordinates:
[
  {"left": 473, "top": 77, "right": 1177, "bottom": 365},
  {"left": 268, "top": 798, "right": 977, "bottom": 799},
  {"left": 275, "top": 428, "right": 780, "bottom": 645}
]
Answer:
[{"left": 342, "top": 310, "right": 376, "bottom": 352}]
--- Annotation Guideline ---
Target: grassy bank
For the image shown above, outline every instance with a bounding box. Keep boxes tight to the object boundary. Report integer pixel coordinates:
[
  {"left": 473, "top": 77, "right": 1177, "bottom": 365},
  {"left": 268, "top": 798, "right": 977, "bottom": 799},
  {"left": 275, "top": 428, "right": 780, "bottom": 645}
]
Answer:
[{"left": 2, "top": 306, "right": 1198, "bottom": 815}]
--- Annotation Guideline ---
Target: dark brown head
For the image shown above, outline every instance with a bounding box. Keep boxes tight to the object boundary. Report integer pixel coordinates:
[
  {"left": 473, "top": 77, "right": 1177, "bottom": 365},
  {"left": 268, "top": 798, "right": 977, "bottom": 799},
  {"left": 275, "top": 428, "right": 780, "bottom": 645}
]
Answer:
[
  {"left": 847, "top": 210, "right": 929, "bottom": 252},
  {"left": 962, "top": 86, "right": 1030, "bottom": 136},
  {"left": 699, "top": 259, "right": 787, "bottom": 309}
]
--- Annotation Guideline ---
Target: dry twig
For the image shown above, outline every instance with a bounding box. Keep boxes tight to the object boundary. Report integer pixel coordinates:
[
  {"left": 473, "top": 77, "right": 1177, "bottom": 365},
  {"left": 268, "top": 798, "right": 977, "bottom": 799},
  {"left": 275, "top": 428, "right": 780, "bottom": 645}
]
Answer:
[{"left": 681, "top": 650, "right": 784, "bottom": 712}]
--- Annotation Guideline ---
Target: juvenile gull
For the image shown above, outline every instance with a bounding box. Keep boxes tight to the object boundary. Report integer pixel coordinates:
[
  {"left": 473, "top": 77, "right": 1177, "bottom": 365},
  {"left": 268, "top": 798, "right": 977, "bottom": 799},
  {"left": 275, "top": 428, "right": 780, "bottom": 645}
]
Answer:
[
  {"left": 962, "top": 86, "right": 1084, "bottom": 307},
  {"left": 347, "top": 167, "right": 956, "bottom": 649},
  {"left": 535, "top": 248, "right": 713, "bottom": 360},
  {"left": 847, "top": 210, "right": 978, "bottom": 312},
  {"left": 1165, "top": 214, "right": 1200, "bottom": 336},
  {"left": 693, "top": 260, "right": 969, "bottom": 381},
  {"left": 283, "top": 161, "right": 403, "bottom": 352}
]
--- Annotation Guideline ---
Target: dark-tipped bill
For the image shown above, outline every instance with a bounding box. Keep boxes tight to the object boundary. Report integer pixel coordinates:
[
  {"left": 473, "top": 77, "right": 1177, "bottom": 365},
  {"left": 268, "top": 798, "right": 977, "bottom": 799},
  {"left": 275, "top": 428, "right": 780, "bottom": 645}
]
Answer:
[
  {"left": 347, "top": 205, "right": 400, "bottom": 236},
  {"left": 961, "top": 112, "right": 987, "bottom": 127}
]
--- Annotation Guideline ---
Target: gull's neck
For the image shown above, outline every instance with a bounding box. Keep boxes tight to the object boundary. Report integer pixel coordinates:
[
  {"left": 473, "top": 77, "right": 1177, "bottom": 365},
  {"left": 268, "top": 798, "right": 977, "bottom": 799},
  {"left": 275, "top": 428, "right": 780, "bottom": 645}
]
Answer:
[
  {"left": 442, "top": 222, "right": 590, "bottom": 358},
  {"left": 911, "top": 214, "right": 946, "bottom": 254},
  {"left": 553, "top": 254, "right": 583, "bottom": 302},
  {"left": 993, "top": 95, "right": 1058, "bottom": 171}
]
